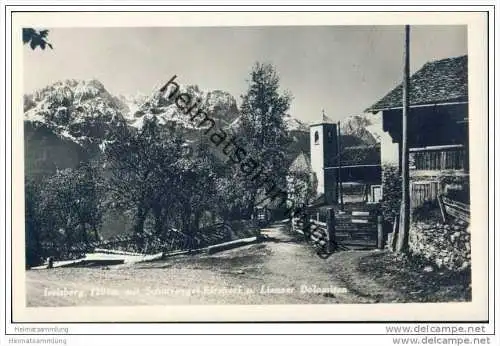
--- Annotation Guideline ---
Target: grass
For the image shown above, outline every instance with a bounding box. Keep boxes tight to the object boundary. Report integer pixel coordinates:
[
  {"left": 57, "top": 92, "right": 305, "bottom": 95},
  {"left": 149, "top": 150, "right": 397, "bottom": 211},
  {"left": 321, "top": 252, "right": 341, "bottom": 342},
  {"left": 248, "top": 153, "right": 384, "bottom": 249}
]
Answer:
[
  {"left": 325, "top": 250, "right": 471, "bottom": 303},
  {"left": 357, "top": 251, "right": 471, "bottom": 302}
]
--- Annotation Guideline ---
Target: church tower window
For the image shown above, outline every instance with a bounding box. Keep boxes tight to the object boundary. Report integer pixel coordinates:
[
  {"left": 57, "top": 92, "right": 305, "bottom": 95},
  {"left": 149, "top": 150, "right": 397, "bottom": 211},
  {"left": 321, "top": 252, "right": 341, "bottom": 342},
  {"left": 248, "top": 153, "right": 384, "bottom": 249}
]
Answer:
[{"left": 314, "top": 131, "right": 319, "bottom": 145}]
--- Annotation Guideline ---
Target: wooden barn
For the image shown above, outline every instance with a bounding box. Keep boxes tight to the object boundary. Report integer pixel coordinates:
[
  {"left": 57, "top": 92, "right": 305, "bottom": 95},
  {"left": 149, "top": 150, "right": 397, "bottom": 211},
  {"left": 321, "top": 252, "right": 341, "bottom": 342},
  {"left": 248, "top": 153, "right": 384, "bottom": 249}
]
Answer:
[
  {"left": 365, "top": 55, "right": 469, "bottom": 208},
  {"left": 335, "top": 144, "right": 382, "bottom": 202}
]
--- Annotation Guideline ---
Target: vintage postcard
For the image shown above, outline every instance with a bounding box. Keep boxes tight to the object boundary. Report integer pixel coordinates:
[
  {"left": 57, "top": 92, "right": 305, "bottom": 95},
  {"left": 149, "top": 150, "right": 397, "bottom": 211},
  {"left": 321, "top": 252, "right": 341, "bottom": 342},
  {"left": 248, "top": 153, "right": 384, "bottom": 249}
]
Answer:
[{"left": 8, "top": 10, "right": 490, "bottom": 323}]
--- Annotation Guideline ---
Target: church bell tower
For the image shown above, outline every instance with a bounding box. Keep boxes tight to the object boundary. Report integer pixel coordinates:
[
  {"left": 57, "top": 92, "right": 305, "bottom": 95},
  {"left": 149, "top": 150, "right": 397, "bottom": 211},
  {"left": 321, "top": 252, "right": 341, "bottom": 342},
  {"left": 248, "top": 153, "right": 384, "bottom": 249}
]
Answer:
[{"left": 310, "top": 112, "right": 338, "bottom": 204}]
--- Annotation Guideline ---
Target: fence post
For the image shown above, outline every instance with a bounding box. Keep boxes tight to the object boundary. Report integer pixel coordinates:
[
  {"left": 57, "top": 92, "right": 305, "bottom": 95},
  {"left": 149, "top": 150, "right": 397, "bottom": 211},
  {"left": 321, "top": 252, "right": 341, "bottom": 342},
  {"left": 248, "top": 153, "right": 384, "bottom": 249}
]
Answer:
[
  {"left": 301, "top": 209, "right": 310, "bottom": 239},
  {"left": 47, "top": 257, "right": 54, "bottom": 269},
  {"left": 437, "top": 194, "right": 448, "bottom": 224},
  {"left": 326, "top": 208, "right": 336, "bottom": 253},
  {"left": 377, "top": 215, "right": 384, "bottom": 249},
  {"left": 389, "top": 212, "right": 400, "bottom": 252}
]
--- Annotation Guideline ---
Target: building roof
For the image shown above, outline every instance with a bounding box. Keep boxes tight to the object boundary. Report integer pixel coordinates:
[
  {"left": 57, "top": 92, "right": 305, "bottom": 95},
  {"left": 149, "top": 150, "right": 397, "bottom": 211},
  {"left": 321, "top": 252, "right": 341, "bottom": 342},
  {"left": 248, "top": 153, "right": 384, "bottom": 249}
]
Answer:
[
  {"left": 288, "top": 151, "right": 311, "bottom": 173},
  {"left": 310, "top": 111, "right": 337, "bottom": 126},
  {"left": 365, "top": 55, "right": 468, "bottom": 113},
  {"left": 340, "top": 145, "right": 380, "bottom": 166}
]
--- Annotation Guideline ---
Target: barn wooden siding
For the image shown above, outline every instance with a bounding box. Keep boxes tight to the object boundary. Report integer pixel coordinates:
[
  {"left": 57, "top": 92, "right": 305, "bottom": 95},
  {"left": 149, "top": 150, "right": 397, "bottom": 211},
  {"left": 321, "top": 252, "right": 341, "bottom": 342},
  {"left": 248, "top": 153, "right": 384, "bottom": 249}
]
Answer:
[
  {"left": 410, "top": 180, "right": 439, "bottom": 209},
  {"left": 408, "top": 145, "right": 468, "bottom": 209},
  {"left": 409, "top": 145, "right": 466, "bottom": 171}
]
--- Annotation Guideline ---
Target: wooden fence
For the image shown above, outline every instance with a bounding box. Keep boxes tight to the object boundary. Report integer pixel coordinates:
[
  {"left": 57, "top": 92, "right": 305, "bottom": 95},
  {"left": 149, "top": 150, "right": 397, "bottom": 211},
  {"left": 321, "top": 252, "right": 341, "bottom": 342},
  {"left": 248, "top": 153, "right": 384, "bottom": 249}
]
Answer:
[
  {"left": 410, "top": 180, "right": 439, "bottom": 209},
  {"left": 57, "top": 222, "right": 234, "bottom": 258},
  {"left": 335, "top": 210, "right": 383, "bottom": 248},
  {"left": 292, "top": 206, "right": 384, "bottom": 253},
  {"left": 292, "top": 209, "right": 336, "bottom": 256},
  {"left": 439, "top": 196, "right": 470, "bottom": 223}
]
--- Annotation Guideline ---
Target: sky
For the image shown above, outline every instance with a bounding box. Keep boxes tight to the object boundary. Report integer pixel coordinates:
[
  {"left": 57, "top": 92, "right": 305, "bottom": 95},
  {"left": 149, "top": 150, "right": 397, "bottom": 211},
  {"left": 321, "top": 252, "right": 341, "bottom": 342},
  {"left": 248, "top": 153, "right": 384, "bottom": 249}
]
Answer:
[{"left": 23, "top": 25, "right": 467, "bottom": 123}]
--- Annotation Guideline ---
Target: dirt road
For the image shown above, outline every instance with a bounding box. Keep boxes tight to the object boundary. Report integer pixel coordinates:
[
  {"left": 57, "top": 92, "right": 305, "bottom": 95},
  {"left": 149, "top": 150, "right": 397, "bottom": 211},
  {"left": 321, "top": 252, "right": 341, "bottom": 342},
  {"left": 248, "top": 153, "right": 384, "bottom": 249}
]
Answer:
[
  {"left": 26, "top": 221, "right": 371, "bottom": 306},
  {"left": 26, "top": 220, "right": 470, "bottom": 307}
]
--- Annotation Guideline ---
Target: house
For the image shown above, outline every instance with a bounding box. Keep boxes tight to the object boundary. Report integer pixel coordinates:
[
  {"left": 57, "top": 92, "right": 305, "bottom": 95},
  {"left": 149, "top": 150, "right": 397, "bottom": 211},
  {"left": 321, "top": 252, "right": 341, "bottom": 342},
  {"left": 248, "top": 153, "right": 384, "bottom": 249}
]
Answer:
[{"left": 365, "top": 55, "right": 469, "bottom": 207}]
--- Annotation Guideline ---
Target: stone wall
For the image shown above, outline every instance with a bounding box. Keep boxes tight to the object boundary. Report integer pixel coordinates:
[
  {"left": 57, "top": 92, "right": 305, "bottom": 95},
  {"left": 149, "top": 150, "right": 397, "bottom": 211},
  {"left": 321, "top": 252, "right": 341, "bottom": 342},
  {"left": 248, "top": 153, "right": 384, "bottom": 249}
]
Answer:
[{"left": 409, "top": 220, "right": 470, "bottom": 271}]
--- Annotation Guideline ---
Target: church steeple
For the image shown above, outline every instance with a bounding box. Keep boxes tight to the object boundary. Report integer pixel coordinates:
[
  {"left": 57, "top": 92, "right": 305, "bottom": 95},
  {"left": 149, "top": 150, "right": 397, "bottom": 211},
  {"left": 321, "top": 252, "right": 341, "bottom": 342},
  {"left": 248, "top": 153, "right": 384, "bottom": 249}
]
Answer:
[
  {"left": 309, "top": 111, "right": 338, "bottom": 205},
  {"left": 322, "top": 109, "right": 335, "bottom": 124},
  {"left": 311, "top": 109, "right": 335, "bottom": 126}
]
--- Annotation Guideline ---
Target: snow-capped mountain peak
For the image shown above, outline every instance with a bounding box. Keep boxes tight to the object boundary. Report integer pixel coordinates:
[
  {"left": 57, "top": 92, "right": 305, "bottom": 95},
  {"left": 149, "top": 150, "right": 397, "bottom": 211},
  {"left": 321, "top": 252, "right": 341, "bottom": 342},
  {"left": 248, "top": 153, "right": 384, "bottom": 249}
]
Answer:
[
  {"left": 283, "top": 114, "right": 309, "bottom": 132},
  {"left": 24, "top": 79, "right": 128, "bottom": 151}
]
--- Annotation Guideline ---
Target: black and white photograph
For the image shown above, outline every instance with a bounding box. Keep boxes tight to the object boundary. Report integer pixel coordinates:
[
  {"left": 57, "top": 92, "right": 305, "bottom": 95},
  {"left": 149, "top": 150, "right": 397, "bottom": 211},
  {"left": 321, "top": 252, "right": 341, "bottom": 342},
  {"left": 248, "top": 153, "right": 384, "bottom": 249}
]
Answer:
[{"left": 8, "top": 10, "right": 491, "bottom": 325}]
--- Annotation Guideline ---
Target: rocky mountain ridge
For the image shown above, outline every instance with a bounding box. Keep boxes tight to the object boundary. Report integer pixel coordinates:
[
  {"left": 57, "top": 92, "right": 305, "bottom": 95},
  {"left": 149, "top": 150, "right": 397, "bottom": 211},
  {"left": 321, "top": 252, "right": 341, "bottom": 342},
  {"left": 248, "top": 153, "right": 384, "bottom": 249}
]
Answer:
[{"left": 24, "top": 79, "right": 382, "bottom": 179}]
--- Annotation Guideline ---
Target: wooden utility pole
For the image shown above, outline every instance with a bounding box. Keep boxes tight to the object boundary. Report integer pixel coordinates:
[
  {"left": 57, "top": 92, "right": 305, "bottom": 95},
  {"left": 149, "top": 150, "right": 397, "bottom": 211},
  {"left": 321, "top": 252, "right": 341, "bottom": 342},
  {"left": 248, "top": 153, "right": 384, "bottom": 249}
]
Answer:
[
  {"left": 326, "top": 207, "right": 336, "bottom": 253},
  {"left": 337, "top": 121, "right": 344, "bottom": 209},
  {"left": 396, "top": 25, "right": 411, "bottom": 253},
  {"left": 377, "top": 215, "right": 384, "bottom": 249}
]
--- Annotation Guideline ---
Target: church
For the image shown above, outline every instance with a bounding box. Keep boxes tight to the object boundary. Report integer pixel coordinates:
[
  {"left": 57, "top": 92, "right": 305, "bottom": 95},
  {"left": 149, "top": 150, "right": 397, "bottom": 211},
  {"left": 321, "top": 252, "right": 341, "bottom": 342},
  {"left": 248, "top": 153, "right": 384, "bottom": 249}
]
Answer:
[{"left": 305, "top": 113, "right": 382, "bottom": 207}]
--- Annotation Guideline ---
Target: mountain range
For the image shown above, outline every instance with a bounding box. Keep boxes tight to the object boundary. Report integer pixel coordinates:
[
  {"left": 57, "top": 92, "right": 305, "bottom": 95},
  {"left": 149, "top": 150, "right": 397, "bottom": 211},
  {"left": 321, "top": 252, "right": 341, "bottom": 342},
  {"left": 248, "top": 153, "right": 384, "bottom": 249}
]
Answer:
[{"left": 24, "top": 79, "right": 381, "bottom": 179}]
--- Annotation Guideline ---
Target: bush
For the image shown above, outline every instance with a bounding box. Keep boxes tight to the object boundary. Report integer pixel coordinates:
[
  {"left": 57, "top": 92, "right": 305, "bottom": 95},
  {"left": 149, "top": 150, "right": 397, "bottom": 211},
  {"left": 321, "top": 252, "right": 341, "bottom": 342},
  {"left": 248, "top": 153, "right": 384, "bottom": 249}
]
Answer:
[
  {"left": 437, "top": 173, "right": 470, "bottom": 204},
  {"left": 411, "top": 200, "right": 443, "bottom": 223},
  {"left": 380, "top": 164, "right": 402, "bottom": 223}
]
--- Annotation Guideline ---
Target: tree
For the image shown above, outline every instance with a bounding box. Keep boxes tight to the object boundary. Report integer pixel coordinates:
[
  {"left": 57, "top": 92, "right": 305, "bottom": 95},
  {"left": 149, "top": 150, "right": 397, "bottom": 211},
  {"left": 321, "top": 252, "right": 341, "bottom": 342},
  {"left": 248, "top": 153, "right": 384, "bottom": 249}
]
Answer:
[
  {"left": 72, "top": 161, "right": 105, "bottom": 242},
  {"left": 215, "top": 169, "right": 255, "bottom": 221},
  {"left": 30, "top": 163, "right": 103, "bottom": 259},
  {"left": 23, "top": 28, "right": 53, "bottom": 50},
  {"left": 287, "top": 169, "right": 317, "bottom": 209},
  {"left": 104, "top": 118, "right": 185, "bottom": 246},
  {"left": 25, "top": 178, "right": 43, "bottom": 267},
  {"left": 170, "top": 143, "right": 222, "bottom": 247},
  {"left": 239, "top": 62, "right": 292, "bottom": 215}
]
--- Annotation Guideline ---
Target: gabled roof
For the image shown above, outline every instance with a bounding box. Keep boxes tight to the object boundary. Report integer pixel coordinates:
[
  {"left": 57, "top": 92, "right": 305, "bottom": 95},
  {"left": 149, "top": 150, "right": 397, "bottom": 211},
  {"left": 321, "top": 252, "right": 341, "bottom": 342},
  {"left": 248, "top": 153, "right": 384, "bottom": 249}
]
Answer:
[
  {"left": 365, "top": 55, "right": 468, "bottom": 113},
  {"left": 288, "top": 151, "right": 311, "bottom": 173}
]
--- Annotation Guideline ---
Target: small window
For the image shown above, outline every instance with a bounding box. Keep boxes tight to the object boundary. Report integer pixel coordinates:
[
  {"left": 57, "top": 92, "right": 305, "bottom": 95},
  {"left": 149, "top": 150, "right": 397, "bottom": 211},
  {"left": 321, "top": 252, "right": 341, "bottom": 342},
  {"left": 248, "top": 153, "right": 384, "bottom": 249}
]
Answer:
[
  {"left": 327, "top": 130, "right": 333, "bottom": 143},
  {"left": 314, "top": 131, "right": 319, "bottom": 145}
]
